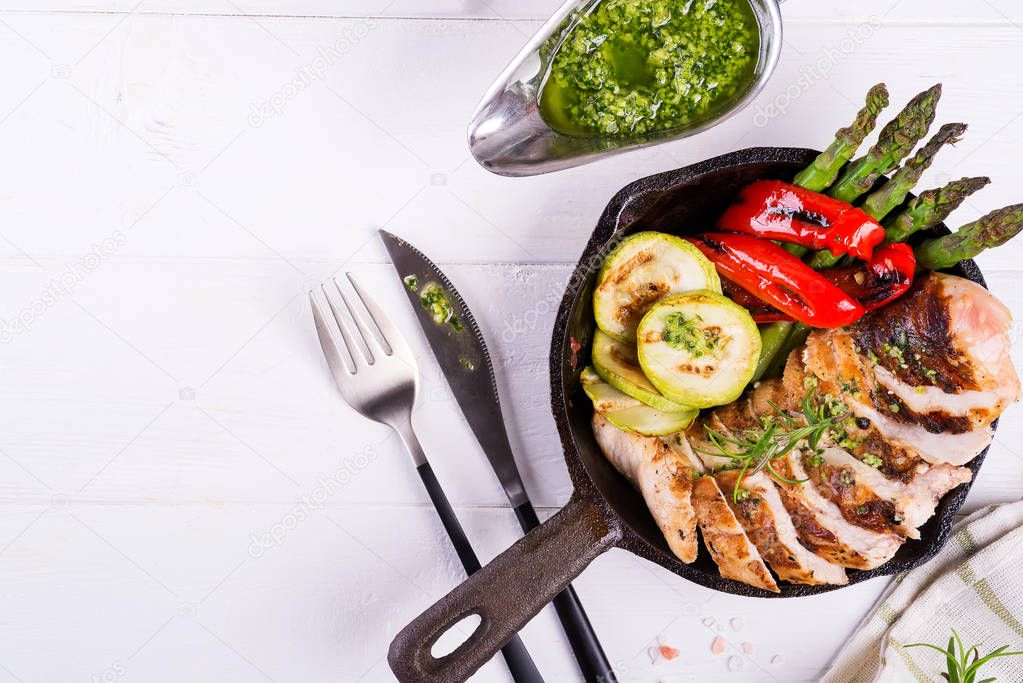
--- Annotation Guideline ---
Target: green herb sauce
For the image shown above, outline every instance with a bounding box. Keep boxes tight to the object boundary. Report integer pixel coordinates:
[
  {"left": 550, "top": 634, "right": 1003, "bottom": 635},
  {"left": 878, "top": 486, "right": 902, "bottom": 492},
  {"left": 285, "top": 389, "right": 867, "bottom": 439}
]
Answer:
[
  {"left": 661, "top": 312, "right": 720, "bottom": 357},
  {"left": 419, "top": 283, "right": 464, "bottom": 332},
  {"left": 539, "top": 0, "right": 760, "bottom": 137}
]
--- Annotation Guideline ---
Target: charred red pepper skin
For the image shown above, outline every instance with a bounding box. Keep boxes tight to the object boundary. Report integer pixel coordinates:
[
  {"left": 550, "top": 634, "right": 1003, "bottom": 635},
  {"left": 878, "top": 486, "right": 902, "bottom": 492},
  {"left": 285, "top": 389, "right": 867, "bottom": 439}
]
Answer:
[
  {"left": 717, "top": 180, "right": 886, "bottom": 260},
  {"left": 688, "top": 233, "right": 865, "bottom": 328},
  {"left": 820, "top": 243, "right": 916, "bottom": 311},
  {"left": 719, "top": 276, "right": 790, "bottom": 322},
  {"left": 720, "top": 243, "right": 916, "bottom": 321}
]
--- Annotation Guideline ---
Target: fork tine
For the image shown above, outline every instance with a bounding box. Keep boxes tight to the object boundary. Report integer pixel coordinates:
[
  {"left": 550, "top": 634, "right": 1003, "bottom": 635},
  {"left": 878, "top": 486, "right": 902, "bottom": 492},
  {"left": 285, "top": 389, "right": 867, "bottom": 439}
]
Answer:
[
  {"left": 333, "top": 277, "right": 388, "bottom": 359},
  {"left": 346, "top": 272, "right": 415, "bottom": 360},
  {"left": 309, "top": 291, "right": 355, "bottom": 377},
  {"left": 321, "top": 282, "right": 373, "bottom": 367}
]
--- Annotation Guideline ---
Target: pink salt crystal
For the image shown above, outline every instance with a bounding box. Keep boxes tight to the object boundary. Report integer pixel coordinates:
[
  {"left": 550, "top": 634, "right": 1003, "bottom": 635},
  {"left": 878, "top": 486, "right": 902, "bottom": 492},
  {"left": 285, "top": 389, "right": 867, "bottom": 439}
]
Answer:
[
  {"left": 742, "top": 642, "right": 754, "bottom": 656},
  {"left": 659, "top": 645, "right": 680, "bottom": 661},
  {"left": 648, "top": 646, "right": 662, "bottom": 664},
  {"left": 730, "top": 617, "right": 744, "bottom": 632},
  {"left": 771, "top": 655, "right": 785, "bottom": 665},
  {"left": 727, "top": 655, "right": 743, "bottom": 672},
  {"left": 702, "top": 617, "right": 715, "bottom": 627},
  {"left": 711, "top": 636, "right": 726, "bottom": 655}
]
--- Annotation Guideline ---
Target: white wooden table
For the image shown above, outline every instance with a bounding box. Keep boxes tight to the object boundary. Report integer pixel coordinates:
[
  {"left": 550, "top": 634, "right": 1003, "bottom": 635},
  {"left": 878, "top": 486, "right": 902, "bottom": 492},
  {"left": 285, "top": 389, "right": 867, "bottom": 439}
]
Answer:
[{"left": 1, "top": 2, "right": 1022, "bottom": 681}]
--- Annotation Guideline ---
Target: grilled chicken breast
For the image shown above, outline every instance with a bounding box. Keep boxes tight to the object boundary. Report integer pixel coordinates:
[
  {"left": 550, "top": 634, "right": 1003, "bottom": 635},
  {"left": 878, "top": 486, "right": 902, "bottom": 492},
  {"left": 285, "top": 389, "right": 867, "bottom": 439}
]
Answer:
[
  {"left": 779, "top": 353, "right": 973, "bottom": 538},
  {"left": 743, "top": 382, "right": 906, "bottom": 568},
  {"left": 715, "top": 470, "right": 848, "bottom": 585},
  {"left": 806, "top": 273, "right": 1019, "bottom": 466},
  {"left": 691, "top": 476, "right": 779, "bottom": 593},
  {"left": 592, "top": 414, "right": 698, "bottom": 563}
]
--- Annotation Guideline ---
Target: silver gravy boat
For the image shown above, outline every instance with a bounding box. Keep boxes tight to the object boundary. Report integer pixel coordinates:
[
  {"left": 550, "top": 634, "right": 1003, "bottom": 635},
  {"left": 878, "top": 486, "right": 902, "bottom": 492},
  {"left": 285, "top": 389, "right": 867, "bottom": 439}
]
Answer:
[{"left": 467, "top": 0, "right": 784, "bottom": 177}]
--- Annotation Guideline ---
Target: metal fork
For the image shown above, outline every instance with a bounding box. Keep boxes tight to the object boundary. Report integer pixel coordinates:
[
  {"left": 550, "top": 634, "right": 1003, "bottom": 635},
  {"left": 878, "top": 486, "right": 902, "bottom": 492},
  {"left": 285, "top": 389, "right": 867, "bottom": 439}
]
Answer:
[{"left": 309, "top": 274, "right": 544, "bottom": 683}]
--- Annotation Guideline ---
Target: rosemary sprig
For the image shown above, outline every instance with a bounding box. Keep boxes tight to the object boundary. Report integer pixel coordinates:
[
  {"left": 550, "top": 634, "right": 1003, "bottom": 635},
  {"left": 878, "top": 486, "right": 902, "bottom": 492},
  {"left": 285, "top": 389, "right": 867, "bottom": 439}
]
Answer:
[
  {"left": 904, "top": 628, "right": 1023, "bottom": 683},
  {"left": 698, "top": 393, "right": 849, "bottom": 502}
]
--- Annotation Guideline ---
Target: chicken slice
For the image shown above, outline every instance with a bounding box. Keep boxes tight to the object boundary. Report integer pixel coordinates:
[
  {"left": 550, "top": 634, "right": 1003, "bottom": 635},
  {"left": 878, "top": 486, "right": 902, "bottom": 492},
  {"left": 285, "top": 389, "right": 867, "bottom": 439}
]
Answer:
[
  {"left": 592, "top": 414, "right": 698, "bottom": 563},
  {"left": 803, "top": 328, "right": 991, "bottom": 466},
  {"left": 817, "top": 329, "right": 994, "bottom": 466},
  {"left": 715, "top": 470, "right": 848, "bottom": 586},
  {"left": 804, "top": 272, "right": 1020, "bottom": 466},
  {"left": 772, "top": 450, "right": 903, "bottom": 569},
  {"left": 691, "top": 475, "right": 779, "bottom": 593},
  {"left": 813, "top": 445, "right": 971, "bottom": 535}
]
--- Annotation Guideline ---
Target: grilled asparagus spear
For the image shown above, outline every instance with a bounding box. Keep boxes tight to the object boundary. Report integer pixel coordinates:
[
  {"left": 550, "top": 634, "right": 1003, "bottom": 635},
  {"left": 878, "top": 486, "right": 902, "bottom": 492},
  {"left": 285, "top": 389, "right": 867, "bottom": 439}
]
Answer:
[
  {"left": 809, "top": 121, "right": 967, "bottom": 269},
  {"left": 861, "top": 122, "right": 967, "bottom": 221},
  {"left": 793, "top": 83, "right": 890, "bottom": 192},
  {"left": 828, "top": 84, "right": 942, "bottom": 204},
  {"left": 916, "top": 204, "right": 1023, "bottom": 270},
  {"left": 885, "top": 176, "right": 991, "bottom": 243}
]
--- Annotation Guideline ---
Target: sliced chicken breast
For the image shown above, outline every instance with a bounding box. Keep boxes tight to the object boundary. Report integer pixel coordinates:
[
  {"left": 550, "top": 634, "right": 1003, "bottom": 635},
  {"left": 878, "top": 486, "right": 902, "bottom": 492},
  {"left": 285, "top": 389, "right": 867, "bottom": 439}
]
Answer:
[
  {"left": 771, "top": 356, "right": 974, "bottom": 532},
  {"left": 740, "top": 381, "right": 905, "bottom": 569},
  {"left": 715, "top": 470, "right": 848, "bottom": 586},
  {"left": 772, "top": 450, "right": 903, "bottom": 569},
  {"left": 592, "top": 414, "right": 698, "bottom": 563},
  {"left": 691, "top": 475, "right": 779, "bottom": 593}
]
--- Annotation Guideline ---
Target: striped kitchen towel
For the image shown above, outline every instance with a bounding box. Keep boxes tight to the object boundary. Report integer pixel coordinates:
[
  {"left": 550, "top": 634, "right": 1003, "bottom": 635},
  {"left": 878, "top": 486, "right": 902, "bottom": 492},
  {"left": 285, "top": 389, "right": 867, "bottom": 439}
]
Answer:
[{"left": 821, "top": 500, "right": 1023, "bottom": 683}]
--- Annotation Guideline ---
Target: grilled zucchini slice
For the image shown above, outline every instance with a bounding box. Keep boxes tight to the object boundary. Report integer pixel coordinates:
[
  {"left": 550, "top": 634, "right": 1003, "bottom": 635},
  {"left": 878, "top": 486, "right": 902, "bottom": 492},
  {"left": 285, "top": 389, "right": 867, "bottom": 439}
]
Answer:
[
  {"left": 637, "top": 291, "right": 760, "bottom": 409},
  {"left": 591, "top": 329, "right": 692, "bottom": 412},
  {"left": 593, "top": 231, "right": 721, "bottom": 343},
  {"left": 580, "top": 366, "right": 697, "bottom": 436}
]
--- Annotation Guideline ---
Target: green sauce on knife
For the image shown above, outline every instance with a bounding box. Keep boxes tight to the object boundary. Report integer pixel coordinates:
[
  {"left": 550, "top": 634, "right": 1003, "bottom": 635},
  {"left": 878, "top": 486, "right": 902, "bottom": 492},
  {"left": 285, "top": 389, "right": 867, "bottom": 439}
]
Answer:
[
  {"left": 539, "top": 0, "right": 760, "bottom": 138},
  {"left": 419, "top": 283, "right": 464, "bottom": 332}
]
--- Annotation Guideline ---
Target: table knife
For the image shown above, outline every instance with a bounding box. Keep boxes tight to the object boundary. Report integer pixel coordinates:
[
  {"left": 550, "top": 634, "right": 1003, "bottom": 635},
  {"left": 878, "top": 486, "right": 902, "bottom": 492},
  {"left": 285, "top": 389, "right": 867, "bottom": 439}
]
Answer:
[{"left": 381, "top": 230, "right": 617, "bottom": 683}]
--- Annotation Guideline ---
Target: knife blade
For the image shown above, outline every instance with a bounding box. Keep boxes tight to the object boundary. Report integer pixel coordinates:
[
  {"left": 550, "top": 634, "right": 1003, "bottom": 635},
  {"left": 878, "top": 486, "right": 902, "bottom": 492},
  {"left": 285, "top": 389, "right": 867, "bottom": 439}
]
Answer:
[
  {"left": 380, "top": 229, "right": 528, "bottom": 507},
  {"left": 381, "top": 229, "right": 617, "bottom": 683}
]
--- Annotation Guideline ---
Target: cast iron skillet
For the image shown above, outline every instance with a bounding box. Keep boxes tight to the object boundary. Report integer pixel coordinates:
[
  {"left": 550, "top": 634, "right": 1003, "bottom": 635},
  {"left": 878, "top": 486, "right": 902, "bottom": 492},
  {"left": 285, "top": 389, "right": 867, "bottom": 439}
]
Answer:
[{"left": 388, "top": 147, "right": 991, "bottom": 683}]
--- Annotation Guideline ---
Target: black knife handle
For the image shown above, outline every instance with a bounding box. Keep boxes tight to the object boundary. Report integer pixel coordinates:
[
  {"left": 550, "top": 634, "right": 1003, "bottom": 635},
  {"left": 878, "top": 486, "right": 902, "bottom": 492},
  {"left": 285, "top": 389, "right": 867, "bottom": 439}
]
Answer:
[
  {"left": 514, "top": 501, "right": 618, "bottom": 683},
  {"left": 416, "top": 463, "right": 544, "bottom": 683}
]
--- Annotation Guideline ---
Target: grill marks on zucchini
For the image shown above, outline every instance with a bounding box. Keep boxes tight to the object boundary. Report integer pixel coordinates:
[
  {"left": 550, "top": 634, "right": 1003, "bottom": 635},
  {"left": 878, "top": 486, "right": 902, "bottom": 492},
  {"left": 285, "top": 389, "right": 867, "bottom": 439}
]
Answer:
[
  {"left": 594, "top": 232, "right": 721, "bottom": 343},
  {"left": 637, "top": 291, "right": 761, "bottom": 409}
]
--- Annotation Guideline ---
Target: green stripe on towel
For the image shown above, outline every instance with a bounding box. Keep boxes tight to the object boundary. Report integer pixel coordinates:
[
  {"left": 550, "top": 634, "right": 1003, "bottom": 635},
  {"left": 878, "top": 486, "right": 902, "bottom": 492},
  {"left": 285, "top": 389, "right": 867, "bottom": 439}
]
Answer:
[
  {"left": 955, "top": 560, "right": 1023, "bottom": 639},
  {"left": 890, "top": 637, "right": 935, "bottom": 683}
]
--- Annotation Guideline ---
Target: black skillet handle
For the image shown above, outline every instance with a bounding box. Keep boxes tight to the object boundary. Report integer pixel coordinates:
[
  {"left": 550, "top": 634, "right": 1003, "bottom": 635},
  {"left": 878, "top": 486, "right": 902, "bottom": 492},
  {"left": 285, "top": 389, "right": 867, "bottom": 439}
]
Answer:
[
  {"left": 415, "top": 463, "right": 544, "bottom": 683},
  {"left": 389, "top": 494, "right": 622, "bottom": 683},
  {"left": 513, "top": 501, "right": 618, "bottom": 683}
]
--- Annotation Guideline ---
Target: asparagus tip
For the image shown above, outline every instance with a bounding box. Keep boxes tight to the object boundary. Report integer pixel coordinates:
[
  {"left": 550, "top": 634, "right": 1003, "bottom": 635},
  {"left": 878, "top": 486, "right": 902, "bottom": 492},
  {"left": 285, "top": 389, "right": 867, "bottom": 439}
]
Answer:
[
  {"left": 867, "top": 83, "right": 890, "bottom": 108},
  {"left": 935, "top": 122, "right": 967, "bottom": 144},
  {"left": 959, "top": 176, "right": 992, "bottom": 193},
  {"left": 977, "top": 203, "right": 1023, "bottom": 247}
]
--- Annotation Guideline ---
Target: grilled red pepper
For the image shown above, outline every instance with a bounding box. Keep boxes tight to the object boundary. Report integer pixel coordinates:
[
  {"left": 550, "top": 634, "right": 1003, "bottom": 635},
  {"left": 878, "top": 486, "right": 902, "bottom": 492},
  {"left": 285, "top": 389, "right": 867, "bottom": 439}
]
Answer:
[
  {"left": 719, "top": 277, "right": 793, "bottom": 323},
  {"left": 720, "top": 242, "right": 917, "bottom": 322},
  {"left": 688, "top": 233, "right": 865, "bottom": 328},
  {"left": 820, "top": 243, "right": 916, "bottom": 311},
  {"left": 717, "top": 180, "right": 886, "bottom": 260}
]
